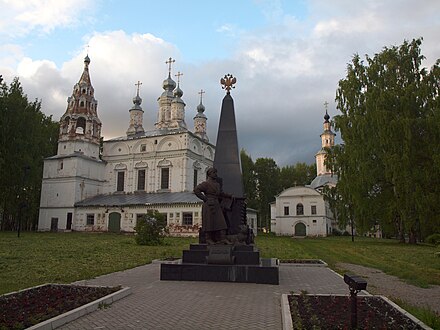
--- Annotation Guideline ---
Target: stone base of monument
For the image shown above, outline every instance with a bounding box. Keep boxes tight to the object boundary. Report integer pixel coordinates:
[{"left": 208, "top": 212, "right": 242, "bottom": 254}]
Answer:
[{"left": 160, "top": 244, "right": 279, "bottom": 284}]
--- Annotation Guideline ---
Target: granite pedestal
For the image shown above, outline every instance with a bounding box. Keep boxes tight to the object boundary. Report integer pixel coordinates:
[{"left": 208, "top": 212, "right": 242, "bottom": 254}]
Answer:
[{"left": 160, "top": 244, "right": 279, "bottom": 285}]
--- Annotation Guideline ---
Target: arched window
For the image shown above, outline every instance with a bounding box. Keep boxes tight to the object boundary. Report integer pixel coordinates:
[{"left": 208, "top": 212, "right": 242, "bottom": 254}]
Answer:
[
  {"left": 80, "top": 101, "right": 85, "bottom": 107},
  {"left": 76, "top": 117, "right": 86, "bottom": 134},
  {"left": 296, "top": 203, "right": 304, "bottom": 216}
]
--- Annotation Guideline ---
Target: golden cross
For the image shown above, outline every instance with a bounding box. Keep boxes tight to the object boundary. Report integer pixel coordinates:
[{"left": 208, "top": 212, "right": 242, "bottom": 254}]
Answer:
[
  {"left": 175, "top": 71, "right": 183, "bottom": 84},
  {"left": 135, "top": 81, "right": 142, "bottom": 95},
  {"left": 198, "top": 89, "right": 205, "bottom": 103},
  {"left": 165, "top": 57, "right": 175, "bottom": 75},
  {"left": 220, "top": 74, "right": 237, "bottom": 94}
]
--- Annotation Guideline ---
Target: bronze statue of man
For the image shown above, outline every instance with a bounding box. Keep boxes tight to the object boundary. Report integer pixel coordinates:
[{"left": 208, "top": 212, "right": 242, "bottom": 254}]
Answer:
[{"left": 194, "top": 167, "right": 231, "bottom": 244}]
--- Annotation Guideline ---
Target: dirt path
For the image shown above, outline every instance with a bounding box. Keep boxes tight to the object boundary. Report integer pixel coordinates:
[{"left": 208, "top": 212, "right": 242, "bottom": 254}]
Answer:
[{"left": 336, "top": 263, "right": 440, "bottom": 315}]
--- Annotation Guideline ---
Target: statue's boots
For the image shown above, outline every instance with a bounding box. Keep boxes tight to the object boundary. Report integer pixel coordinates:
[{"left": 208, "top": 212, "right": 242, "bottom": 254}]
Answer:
[
  {"left": 205, "top": 232, "right": 215, "bottom": 245},
  {"left": 217, "top": 229, "right": 231, "bottom": 245}
]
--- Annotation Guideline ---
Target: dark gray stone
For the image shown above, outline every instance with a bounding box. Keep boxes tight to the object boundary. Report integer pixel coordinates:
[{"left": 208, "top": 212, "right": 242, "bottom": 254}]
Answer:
[
  {"left": 213, "top": 94, "right": 244, "bottom": 198},
  {"left": 160, "top": 259, "right": 279, "bottom": 284},
  {"left": 206, "top": 245, "right": 235, "bottom": 265}
]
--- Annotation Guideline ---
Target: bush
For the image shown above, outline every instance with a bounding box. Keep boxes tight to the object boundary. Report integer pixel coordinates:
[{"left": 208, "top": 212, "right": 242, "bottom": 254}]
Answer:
[
  {"left": 134, "top": 210, "right": 168, "bottom": 246},
  {"left": 425, "top": 233, "right": 440, "bottom": 246},
  {"left": 332, "top": 228, "right": 342, "bottom": 236}
]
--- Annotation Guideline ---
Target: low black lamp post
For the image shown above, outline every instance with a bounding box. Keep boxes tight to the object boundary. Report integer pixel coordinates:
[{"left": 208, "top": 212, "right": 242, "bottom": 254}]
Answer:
[
  {"left": 344, "top": 274, "right": 367, "bottom": 329},
  {"left": 17, "top": 165, "right": 31, "bottom": 238}
]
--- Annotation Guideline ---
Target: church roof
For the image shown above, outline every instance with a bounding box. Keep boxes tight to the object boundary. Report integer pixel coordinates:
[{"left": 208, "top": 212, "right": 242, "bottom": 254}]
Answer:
[
  {"left": 307, "top": 174, "right": 338, "bottom": 189},
  {"left": 45, "top": 152, "right": 105, "bottom": 163},
  {"left": 75, "top": 191, "right": 201, "bottom": 207},
  {"left": 106, "top": 127, "right": 215, "bottom": 147}
]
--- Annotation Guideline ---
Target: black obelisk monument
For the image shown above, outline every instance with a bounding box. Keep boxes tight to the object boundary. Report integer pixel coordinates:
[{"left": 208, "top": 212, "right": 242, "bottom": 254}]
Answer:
[
  {"left": 160, "top": 73, "right": 279, "bottom": 284},
  {"left": 214, "top": 74, "right": 246, "bottom": 235}
]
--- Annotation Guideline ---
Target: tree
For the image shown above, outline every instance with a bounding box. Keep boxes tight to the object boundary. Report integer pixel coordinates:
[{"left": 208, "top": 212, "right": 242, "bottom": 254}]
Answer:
[
  {"left": 254, "top": 157, "right": 281, "bottom": 229},
  {"left": 326, "top": 39, "right": 440, "bottom": 243},
  {"left": 240, "top": 149, "right": 258, "bottom": 209},
  {"left": 279, "top": 162, "right": 316, "bottom": 190},
  {"left": 0, "top": 77, "right": 59, "bottom": 231}
]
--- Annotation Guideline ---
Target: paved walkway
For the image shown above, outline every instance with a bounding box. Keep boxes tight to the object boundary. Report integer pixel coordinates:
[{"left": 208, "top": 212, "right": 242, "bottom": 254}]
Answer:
[{"left": 60, "top": 263, "right": 350, "bottom": 330}]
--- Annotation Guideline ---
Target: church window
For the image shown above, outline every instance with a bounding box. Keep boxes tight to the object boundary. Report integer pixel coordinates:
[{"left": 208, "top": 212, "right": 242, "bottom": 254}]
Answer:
[
  {"left": 312, "top": 220, "right": 317, "bottom": 223},
  {"left": 161, "top": 168, "right": 170, "bottom": 189},
  {"left": 140, "top": 144, "right": 146, "bottom": 152},
  {"left": 284, "top": 206, "right": 289, "bottom": 216},
  {"left": 80, "top": 101, "right": 84, "bottom": 107},
  {"left": 311, "top": 205, "right": 317, "bottom": 215},
  {"left": 82, "top": 88, "right": 86, "bottom": 94},
  {"left": 137, "top": 169, "right": 146, "bottom": 190},
  {"left": 296, "top": 203, "right": 304, "bottom": 215},
  {"left": 86, "top": 214, "right": 95, "bottom": 225},
  {"left": 193, "top": 169, "right": 198, "bottom": 189},
  {"left": 182, "top": 212, "right": 193, "bottom": 226},
  {"left": 117, "top": 172, "right": 125, "bottom": 191},
  {"left": 76, "top": 117, "right": 86, "bottom": 134},
  {"left": 58, "top": 161, "right": 63, "bottom": 170},
  {"left": 154, "top": 140, "right": 158, "bottom": 144}
]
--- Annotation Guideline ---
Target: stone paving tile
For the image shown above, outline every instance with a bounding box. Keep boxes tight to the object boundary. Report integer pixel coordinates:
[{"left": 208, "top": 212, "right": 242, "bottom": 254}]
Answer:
[{"left": 59, "top": 264, "right": 348, "bottom": 330}]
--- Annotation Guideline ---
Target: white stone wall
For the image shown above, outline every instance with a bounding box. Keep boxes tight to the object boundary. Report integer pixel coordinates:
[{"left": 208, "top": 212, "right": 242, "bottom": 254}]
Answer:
[
  {"left": 102, "top": 132, "right": 213, "bottom": 194},
  {"left": 74, "top": 204, "right": 202, "bottom": 235},
  {"left": 270, "top": 186, "right": 330, "bottom": 237},
  {"left": 57, "top": 140, "right": 100, "bottom": 159},
  {"left": 38, "top": 156, "right": 105, "bottom": 231}
]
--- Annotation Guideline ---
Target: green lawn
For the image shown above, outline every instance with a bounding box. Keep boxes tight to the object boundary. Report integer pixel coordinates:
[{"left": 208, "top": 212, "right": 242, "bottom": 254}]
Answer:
[
  {"left": 256, "top": 235, "right": 440, "bottom": 288},
  {"left": 1, "top": 232, "right": 438, "bottom": 328},
  {"left": 0, "top": 232, "right": 197, "bottom": 295},
  {"left": 1, "top": 232, "right": 439, "bottom": 295}
]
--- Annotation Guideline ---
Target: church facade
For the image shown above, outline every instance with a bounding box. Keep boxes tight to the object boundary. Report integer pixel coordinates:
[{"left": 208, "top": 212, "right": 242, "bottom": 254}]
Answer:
[
  {"left": 38, "top": 56, "right": 214, "bottom": 235},
  {"left": 270, "top": 110, "right": 337, "bottom": 237}
]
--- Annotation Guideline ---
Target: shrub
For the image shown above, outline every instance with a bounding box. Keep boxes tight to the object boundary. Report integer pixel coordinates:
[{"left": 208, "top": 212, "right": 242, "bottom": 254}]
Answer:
[
  {"left": 332, "top": 228, "right": 342, "bottom": 236},
  {"left": 425, "top": 233, "right": 440, "bottom": 246},
  {"left": 134, "top": 210, "right": 168, "bottom": 246}
]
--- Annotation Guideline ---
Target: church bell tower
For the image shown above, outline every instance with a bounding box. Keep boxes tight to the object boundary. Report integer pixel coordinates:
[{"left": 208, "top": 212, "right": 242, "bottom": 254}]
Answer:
[
  {"left": 58, "top": 55, "right": 101, "bottom": 159},
  {"left": 315, "top": 102, "right": 336, "bottom": 176}
]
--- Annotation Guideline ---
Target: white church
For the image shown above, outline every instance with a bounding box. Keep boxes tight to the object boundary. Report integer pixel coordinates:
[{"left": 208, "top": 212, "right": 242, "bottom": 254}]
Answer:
[
  {"left": 270, "top": 110, "right": 338, "bottom": 237},
  {"left": 37, "top": 56, "right": 227, "bottom": 236}
]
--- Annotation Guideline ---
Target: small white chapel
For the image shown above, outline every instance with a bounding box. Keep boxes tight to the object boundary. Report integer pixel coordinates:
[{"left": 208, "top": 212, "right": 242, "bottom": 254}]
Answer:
[
  {"left": 270, "top": 109, "right": 338, "bottom": 237},
  {"left": 38, "top": 56, "right": 216, "bottom": 236}
]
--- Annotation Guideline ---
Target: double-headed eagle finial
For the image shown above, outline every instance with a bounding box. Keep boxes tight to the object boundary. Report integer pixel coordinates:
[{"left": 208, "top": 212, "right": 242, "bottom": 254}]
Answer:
[{"left": 220, "top": 74, "right": 236, "bottom": 94}]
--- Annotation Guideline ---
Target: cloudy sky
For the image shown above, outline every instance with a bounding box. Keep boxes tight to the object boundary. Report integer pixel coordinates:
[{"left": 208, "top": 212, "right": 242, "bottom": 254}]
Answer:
[{"left": 1, "top": 0, "right": 439, "bottom": 166}]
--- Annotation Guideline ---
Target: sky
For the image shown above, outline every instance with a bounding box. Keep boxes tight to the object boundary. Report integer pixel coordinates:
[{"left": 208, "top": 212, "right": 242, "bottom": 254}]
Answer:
[{"left": 1, "top": 0, "right": 439, "bottom": 166}]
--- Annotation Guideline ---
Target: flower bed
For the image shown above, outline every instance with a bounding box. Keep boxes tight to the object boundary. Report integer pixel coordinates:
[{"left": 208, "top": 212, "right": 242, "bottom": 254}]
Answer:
[
  {"left": 288, "top": 293, "right": 427, "bottom": 329},
  {"left": 0, "top": 284, "right": 121, "bottom": 329}
]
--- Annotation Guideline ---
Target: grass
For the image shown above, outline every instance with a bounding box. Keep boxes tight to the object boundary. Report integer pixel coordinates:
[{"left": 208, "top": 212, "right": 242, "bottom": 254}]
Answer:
[
  {"left": 0, "top": 231, "right": 196, "bottom": 295},
  {"left": 393, "top": 298, "right": 440, "bottom": 330},
  {"left": 256, "top": 235, "right": 440, "bottom": 288},
  {"left": 1, "top": 232, "right": 439, "bottom": 328}
]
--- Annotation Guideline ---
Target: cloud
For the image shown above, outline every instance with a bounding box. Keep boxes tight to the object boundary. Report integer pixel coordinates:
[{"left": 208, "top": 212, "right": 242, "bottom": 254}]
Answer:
[
  {"left": 12, "top": 31, "right": 180, "bottom": 140},
  {"left": 2, "top": 0, "right": 440, "bottom": 168},
  {"left": 0, "top": 0, "right": 95, "bottom": 37}
]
